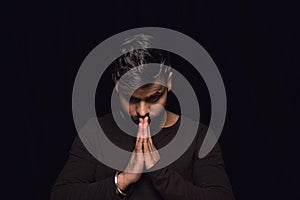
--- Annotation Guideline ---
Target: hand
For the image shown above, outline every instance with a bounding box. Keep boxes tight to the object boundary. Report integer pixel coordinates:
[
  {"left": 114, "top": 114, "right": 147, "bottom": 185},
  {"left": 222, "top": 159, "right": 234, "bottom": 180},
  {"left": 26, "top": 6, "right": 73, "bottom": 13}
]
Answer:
[
  {"left": 117, "top": 117, "right": 160, "bottom": 190},
  {"left": 142, "top": 117, "right": 160, "bottom": 170},
  {"left": 117, "top": 121, "right": 145, "bottom": 190}
]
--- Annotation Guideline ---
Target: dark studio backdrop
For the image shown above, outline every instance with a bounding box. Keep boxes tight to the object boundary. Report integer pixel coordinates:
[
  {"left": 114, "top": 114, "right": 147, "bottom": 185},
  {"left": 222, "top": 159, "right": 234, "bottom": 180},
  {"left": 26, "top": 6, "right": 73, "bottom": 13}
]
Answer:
[{"left": 7, "top": 0, "right": 299, "bottom": 199}]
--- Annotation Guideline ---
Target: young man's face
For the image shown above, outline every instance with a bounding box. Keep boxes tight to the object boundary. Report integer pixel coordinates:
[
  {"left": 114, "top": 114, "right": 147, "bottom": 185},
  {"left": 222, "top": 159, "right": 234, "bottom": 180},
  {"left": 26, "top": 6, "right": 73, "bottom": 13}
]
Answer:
[{"left": 117, "top": 83, "right": 169, "bottom": 125}]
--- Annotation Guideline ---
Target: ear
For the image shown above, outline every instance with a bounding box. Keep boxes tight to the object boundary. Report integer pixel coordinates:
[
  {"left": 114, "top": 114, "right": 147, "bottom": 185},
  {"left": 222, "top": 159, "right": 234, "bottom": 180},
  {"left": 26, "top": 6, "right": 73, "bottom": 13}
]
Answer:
[
  {"left": 167, "top": 72, "right": 172, "bottom": 92},
  {"left": 115, "top": 82, "right": 119, "bottom": 92}
]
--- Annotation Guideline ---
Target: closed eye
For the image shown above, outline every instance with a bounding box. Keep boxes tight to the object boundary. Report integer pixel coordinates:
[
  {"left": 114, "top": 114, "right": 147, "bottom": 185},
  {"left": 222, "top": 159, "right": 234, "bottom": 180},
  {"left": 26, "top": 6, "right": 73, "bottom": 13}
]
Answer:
[
  {"left": 127, "top": 91, "right": 164, "bottom": 104},
  {"left": 146, "top": 93, "right": 163, "bottom": 103},
  {"left": 129, "top": 96, "right": 140, "bottom": 103}
]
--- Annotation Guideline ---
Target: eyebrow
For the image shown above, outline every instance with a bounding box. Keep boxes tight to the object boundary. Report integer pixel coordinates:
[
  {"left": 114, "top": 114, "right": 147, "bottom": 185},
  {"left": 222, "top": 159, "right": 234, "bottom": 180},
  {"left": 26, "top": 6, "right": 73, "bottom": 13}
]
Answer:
[{"left": 124, "top": 89, "right": 166, "bottom": 100}]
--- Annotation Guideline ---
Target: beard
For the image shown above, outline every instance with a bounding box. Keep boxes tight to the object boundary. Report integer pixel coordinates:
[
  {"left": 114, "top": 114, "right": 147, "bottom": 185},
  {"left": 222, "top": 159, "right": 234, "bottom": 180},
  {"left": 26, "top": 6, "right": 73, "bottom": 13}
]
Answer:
[
  {"left": 114, "top": 99, "right": 167, "bottom": 136},
  {"left": 115, "top": 110, "right": 167, "bottom": 137},
  {"left": 130, "top": 110, "right": 167, "bottom": 132},
  {"left": 130, "top": 113, "right": 151, "bottom": 125}
]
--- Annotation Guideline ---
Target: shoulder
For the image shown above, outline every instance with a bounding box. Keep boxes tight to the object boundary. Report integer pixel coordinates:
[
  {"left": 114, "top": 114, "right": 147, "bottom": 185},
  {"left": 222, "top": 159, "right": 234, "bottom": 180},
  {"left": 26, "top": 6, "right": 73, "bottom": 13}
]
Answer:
[{"left": 177, "top": 115, "right": 218, "bottom": 157}]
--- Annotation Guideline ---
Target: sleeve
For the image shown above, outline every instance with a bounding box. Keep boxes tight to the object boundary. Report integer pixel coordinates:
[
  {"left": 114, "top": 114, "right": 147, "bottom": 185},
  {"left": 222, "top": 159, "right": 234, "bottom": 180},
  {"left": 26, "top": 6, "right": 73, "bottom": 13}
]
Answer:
[
  {"left": 146, "top": 136, "right": 235, "bottom": 199},
  {"left": 50, "top": 135, "right": 121, "bottom": 200}
]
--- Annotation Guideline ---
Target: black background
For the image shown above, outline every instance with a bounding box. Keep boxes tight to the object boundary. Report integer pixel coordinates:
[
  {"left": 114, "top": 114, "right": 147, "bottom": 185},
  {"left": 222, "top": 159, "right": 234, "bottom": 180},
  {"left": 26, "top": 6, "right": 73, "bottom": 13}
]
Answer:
[{"left": 6, "top": 0, "right": 299, "bottom": 199}]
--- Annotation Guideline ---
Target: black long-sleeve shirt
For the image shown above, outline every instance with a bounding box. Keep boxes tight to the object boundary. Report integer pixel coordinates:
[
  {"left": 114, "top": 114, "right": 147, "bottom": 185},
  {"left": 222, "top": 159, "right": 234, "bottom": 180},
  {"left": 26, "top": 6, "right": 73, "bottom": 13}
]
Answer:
[{"left": 51, "top": 114, "right": 235, "bottom": 200}]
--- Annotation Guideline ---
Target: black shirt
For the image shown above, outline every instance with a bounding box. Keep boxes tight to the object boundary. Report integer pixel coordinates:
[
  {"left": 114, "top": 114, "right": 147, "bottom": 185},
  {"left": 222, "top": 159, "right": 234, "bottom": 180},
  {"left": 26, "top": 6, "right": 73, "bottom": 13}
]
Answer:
[{"left": 51, "top": 114, "right": 235, "bottom": 200}]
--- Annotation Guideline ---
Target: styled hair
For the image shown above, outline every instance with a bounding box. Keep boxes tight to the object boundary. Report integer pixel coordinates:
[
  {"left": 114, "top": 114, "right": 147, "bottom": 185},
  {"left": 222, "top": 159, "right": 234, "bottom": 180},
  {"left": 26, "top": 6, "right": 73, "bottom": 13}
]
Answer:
[{"left": 112, "top": 34, "right": 171, "bottom": 90}]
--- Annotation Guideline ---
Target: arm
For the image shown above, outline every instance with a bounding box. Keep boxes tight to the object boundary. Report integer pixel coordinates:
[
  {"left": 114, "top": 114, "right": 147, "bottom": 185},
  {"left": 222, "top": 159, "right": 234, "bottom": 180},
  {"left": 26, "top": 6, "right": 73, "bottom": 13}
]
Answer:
[
  {"left": 50, "top": 136, "right": 120, "bottom": 200},
  {"left": 51, "top": 117, "right": 146, "bottom": 200},
  {"left": 147, "top": 143, "right": 235, "bottom": 200}
]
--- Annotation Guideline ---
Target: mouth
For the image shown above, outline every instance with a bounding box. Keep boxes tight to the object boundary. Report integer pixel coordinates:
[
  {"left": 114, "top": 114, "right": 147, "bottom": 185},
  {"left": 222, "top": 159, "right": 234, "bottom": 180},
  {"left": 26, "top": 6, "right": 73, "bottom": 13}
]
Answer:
[{"left": 131, "top": 113, "right": 152, "bottom": 125}]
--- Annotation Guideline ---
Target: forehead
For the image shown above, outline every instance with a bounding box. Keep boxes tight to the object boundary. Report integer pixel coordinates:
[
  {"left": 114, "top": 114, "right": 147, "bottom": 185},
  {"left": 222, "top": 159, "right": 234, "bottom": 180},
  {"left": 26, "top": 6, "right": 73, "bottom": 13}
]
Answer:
[{"left": 120, "top": 83, "right": 166, "bottom": 97}]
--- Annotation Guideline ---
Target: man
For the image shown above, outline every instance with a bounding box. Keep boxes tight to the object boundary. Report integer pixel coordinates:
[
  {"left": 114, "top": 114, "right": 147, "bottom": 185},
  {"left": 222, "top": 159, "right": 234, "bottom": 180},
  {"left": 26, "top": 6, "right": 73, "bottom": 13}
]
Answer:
[{"left": 51, "top": 35, "right": 235, "bottom": 199}]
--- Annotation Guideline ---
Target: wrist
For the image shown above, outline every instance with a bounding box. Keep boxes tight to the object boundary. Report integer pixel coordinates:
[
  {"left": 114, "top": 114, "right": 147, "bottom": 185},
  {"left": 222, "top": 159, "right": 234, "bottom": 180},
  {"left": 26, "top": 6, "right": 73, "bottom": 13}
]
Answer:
[
  {"left": 117, "top": 172, "right": 130, "bottom": 190},
  {"left": 114, "top": 171, "right": 134, "bottom": 198}
]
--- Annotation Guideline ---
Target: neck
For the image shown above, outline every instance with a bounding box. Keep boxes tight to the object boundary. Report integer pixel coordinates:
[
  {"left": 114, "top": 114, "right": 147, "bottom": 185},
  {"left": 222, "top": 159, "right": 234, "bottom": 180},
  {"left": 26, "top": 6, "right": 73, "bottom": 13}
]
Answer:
[{"left": 163, "top": 111, "right": 179, "bottom": 128}]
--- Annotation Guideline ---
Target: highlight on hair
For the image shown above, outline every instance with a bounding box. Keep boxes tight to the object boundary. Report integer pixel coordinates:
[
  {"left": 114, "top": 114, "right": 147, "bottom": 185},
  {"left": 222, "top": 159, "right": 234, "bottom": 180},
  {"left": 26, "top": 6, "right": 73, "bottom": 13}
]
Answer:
[{"left": 112, "top": 34, "right": 171, "bottom": 91}]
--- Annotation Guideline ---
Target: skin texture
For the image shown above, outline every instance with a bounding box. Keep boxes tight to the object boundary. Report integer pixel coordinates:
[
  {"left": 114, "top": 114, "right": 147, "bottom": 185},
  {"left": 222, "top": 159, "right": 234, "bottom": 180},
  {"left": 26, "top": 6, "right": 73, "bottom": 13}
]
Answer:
[
  {"left": 115, "top": 81, "right": 179, "bottom": 190},
  {"left": 118, "top": 117, "right": 160, "bottom": 190}
]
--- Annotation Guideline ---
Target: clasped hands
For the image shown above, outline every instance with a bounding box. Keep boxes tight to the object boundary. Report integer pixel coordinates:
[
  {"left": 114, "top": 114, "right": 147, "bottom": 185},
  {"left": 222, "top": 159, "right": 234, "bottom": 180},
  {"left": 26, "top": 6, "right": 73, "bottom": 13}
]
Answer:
[
  {"left": 129, "top": 116, "right": 160, "bottom": 171},
  {"left": 117, "top": 116, "right": 160, "bottom": 189}
]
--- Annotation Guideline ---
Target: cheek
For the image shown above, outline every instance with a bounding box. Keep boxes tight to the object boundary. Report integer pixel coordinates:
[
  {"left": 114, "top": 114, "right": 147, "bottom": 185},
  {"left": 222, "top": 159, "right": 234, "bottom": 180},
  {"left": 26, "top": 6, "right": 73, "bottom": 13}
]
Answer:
[
  {"left": 150, "top": 104, "right": 164, "bottom": 115},
  {"left": 119, "top": 97, "right": 130, "bottom": 113},
  {"left": 150, "top": 98, "right": 167, "bottom": 115},
  {"left": 128, "top": 104, "right": 136, "bottom": 114}
]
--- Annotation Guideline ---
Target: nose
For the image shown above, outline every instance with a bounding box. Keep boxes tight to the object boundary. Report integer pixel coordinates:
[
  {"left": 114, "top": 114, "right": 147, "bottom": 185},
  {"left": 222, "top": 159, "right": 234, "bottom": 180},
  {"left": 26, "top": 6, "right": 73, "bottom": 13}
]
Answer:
[{"left": 136, "top": 100, "right": 150, "bottom": 117}]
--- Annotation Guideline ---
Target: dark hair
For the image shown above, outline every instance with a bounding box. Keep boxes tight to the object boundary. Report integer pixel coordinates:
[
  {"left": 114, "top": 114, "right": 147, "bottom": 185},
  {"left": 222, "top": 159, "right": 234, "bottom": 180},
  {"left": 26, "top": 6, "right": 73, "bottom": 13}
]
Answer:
[{"left": 112, "top": 34, "right": 171, "bottom": 90}]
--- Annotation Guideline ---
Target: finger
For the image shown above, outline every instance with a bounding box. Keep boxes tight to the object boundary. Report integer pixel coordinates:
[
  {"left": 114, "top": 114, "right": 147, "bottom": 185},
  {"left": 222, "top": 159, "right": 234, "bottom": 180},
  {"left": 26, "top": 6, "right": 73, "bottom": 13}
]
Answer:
[
  {"left": 144, "top": 116, "right": 148, "bottom": 124},
  {"left": 143, "top": 136, "right": 153, "bottom": 168},
  {"left": 148, "top": 142, "right": 155, "bottom": 155},
  {"left": 143, "top": 118, "right": 152, "bottom": 159},
  {"left": 140, "top": 117, "right": 144, "bottom": 126},
  {"left": 142, "top": 118, "right": 148, "bottom": 139},
  {"left": 146, "top": 124, "right": 153, "bottom": 144},
  {"left": 144, "top": 117, "right": 152, "bottom": 140},
  {"left": 143, "top": 124, "right": 154, "bottom": 159},
  {"left": 143, "top": 136, "right": 149, "bottom": 153},
  {"left": 143, "top": 117, "right": 150, "bottom": 138},
  {"left": 136, "top": 121, "right": 143, "bottom": 145},
  {"left": 135, "top": 137, "right": 143, "bottom": 153},
  {"left": 135, "top": 122, "right": 144, "bottom": 152},
  {"left": 143, "top": 117, "right": 155, "bottom": 153},
  {"left": 144, "top": 127, "right": 154, "bottom": 154}
]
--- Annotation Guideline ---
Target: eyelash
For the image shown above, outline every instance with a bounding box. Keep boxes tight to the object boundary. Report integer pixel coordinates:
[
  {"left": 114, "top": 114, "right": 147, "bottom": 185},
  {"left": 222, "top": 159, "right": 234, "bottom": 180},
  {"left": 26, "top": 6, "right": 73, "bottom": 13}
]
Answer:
[
  {"left": 129, "top": 97, "right": 140, "bottom": 103},
  {"left": 147, "top": 95, "right": 160, "bottom": 103}
]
